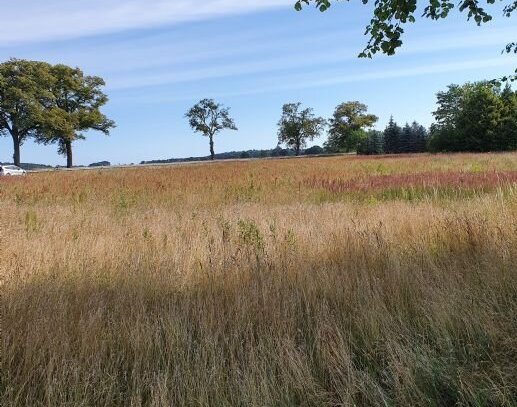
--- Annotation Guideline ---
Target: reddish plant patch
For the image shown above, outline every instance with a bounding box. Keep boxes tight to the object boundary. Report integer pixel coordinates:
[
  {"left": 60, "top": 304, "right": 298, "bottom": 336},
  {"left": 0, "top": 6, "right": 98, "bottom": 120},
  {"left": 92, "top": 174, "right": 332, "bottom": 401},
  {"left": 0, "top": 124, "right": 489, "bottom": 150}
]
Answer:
[{"left": 304, "top": 171, "right": 517, "bottom": 193}]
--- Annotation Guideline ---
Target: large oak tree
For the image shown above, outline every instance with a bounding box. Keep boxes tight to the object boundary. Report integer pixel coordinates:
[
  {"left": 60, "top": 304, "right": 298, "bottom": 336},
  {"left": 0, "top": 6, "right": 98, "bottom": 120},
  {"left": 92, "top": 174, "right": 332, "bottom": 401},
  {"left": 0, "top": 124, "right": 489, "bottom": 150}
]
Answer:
[
  {"left": 37, "top": 64, "right": 115, "bottom": 168},
  {"left": 325, "top": 101, "right": 378, "bottom": 152},
  {"left": 0, "top": 59, "right": 53, "bottom": 166}
]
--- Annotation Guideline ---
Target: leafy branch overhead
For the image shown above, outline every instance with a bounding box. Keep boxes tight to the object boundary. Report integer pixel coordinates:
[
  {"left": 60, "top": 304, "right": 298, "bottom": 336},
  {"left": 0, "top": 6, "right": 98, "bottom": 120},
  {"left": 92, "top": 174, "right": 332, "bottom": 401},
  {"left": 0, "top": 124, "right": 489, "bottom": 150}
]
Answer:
[{"left": 295, "top": 0, "right": 516, "bottom": 80}]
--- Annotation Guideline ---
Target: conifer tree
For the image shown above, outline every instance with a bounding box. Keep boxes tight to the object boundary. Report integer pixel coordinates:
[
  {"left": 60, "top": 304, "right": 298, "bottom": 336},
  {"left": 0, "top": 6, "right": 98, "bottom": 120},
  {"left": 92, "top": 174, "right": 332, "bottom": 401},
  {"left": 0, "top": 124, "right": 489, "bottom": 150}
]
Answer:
[
  {"left": 498, "top": 84, "right": 517, "bottom": 150},
  {"left": 383, "top": 116, "right": 401, "bottom": 154},
  {"left": 358, "top": 130, "right": 384, "bottom": 155},
  {"left": 399, "top": 123, "right": 412, "bottom": 153},
  {"left": 410, "top": 121, "right": 428, "bottom": 152}
]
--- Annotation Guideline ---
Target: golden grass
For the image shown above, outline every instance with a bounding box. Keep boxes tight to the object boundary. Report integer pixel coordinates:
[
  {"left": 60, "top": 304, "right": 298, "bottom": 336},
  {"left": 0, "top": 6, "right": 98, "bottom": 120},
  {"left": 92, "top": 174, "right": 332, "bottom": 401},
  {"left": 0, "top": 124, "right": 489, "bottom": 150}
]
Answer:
[{"left": 1, "top": 153, "right": 517, "bottom": 406}]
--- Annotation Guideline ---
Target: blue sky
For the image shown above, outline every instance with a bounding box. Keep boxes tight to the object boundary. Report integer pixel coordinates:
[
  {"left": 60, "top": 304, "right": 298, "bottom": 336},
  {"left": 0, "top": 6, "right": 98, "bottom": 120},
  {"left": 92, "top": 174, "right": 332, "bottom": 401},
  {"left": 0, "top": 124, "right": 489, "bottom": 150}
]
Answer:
[{"left": 0, "top": 0, "right": 515, "bottom": 165}]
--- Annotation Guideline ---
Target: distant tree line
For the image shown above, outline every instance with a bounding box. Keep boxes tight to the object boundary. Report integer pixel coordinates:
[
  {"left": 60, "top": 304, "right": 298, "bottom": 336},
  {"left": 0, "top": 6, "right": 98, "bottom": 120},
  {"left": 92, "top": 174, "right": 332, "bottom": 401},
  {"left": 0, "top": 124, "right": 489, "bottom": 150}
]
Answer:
[
  {"left": 3, "top": 59, "right": 516, "bottom": 168},
  {"left": 274, "top": 100, "right": 429, "bottom": 155},
  {"left": 140, "top": 145, "right": 327, "bottom": 165},
  {"left": 356, "top": 119, "right": 428, "bottom": 155},
  {"left": 275, "top": 81, "right": 516, "bottom": 156}
]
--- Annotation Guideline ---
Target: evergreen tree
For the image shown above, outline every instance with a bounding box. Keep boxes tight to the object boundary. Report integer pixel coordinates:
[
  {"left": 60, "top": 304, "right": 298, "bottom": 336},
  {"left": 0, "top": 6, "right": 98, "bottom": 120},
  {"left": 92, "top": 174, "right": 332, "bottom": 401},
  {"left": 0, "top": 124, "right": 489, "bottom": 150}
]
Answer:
[
  {"left": 358, "top": 130, "right": 384, "bottom": 155},
  {"left": 383, "top": 116, "right": 401, "bottom": 153},
  {"left": 399, "top": 123, "right": 412, "bottom": 153},
  {"left": 497, "top": 84, "right": 517, "bottom": 150},
  {"left": 410, "top": 121, "right": 428, "bottom": 152}
]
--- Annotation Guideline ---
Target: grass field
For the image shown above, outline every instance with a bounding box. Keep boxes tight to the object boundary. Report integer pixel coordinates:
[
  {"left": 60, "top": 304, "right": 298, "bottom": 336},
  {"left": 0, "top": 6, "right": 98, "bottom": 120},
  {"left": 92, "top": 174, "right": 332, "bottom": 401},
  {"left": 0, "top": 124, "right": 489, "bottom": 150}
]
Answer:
[{"left": 1, "top": 153, "right": 517, "bottom": 406}]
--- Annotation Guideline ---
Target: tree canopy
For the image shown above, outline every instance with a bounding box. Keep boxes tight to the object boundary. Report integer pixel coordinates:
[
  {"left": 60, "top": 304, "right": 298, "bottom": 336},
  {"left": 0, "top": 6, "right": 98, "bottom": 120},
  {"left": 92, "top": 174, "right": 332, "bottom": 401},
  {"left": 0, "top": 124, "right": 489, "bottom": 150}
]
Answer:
[
  {"left": 295, "top": 0, "right": 517, "bottom": 81},
  {"left": 357, "top": 130, "right": 384, "bottom": 155},
  {"left": 325, "top": 101, "right": 378, "bottom": 152},
  {"left": 429, "top": 81, "right": 517, "bottom": 151},
  {"left": 0, "top": 59, "right": 53, "bottom": 166},
  {"left": 185, "top": 99, "right": 237, "bottom": 160},
  {"left": 0, "top": 59, "right": 114, "bottom": 168},
  {"left": 277, "top": 103, "right": 326, "bottom": 155},
  {"left": 37, "top": 64, "right": 115, "bottom": 168},
  {"left": 383, "top": 116, "right": 402, "bottom": 154}
]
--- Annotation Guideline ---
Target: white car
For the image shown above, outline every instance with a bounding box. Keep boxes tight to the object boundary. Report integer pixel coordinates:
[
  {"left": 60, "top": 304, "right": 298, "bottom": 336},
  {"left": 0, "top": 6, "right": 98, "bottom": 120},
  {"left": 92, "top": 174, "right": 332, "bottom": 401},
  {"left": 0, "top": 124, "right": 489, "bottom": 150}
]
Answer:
[{"left": 0, "top": 165, "right": 27, "bottom": 176}]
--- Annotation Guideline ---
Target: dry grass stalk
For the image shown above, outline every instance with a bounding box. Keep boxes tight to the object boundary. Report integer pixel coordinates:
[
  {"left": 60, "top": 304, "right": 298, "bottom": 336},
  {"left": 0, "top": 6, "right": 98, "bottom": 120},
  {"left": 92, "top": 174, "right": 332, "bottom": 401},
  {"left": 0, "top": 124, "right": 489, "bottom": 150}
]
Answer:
[{"left": 1, "top": 153, "right": 516, "bottom": 406}]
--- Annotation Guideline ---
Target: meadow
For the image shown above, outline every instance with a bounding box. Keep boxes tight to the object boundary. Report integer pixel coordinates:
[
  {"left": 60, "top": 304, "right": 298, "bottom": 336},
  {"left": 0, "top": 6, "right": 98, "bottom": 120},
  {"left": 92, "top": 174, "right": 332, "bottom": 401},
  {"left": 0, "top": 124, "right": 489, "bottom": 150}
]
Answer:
[{"left": 1, "top": 153, "right": 516, "bottom": 406}]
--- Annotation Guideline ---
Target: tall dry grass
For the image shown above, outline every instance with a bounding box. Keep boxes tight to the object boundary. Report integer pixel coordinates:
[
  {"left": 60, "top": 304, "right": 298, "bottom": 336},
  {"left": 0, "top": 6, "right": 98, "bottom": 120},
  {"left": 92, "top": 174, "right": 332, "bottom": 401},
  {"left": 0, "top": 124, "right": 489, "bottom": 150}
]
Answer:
[{"left": 1, "top": 153, "right": 517, "bottom": 406}]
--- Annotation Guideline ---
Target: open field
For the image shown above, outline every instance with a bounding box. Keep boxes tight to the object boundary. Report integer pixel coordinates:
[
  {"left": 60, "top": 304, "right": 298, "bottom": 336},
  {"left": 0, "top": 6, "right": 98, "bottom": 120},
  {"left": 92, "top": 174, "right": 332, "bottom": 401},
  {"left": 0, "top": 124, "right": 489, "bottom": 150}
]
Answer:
[{"left": 1, "top": 152, "right": 517, "bottom": 406}]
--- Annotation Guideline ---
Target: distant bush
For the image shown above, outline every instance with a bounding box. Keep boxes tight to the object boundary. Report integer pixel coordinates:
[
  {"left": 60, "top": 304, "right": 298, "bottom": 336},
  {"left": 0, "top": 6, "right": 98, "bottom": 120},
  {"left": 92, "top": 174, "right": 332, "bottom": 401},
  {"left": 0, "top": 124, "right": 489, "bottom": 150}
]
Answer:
[
  {"left": 89, "top": 161, "right": 111, "bottom": 167},
  {"left": 304, "top": 145, "right": 325, "bottom": 155}
]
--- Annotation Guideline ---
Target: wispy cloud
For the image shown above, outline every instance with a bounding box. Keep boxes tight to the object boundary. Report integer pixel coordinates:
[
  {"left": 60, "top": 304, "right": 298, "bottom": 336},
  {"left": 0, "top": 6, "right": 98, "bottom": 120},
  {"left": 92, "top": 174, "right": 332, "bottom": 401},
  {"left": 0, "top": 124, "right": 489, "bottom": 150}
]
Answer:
[
  {"left": 113, "top": 56, "right": 515, "bottom": 103},
  {"left": 289, "top": 57, "right": 515, "bottom": 90},
  {"left": 106, "top": 46, "right": 358, "bottom": 90},
  {"left": 0, "top": 0, "right": 292, "bottom": 45},
  {"left": 102, "top": 25, "right": 515, "bottom": 90}
]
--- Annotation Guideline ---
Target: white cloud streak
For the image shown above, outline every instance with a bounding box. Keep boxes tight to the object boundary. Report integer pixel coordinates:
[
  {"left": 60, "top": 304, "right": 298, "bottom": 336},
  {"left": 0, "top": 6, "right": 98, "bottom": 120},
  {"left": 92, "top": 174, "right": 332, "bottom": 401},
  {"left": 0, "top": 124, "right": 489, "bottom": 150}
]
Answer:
[
  {"left": 102, "top": 28, "right": 515, "bottom": 91},
  {"left": 113, "top": 56, "right": 515, "bottom": 103},
  {"left": 0, "top": 0, "right": 292, "bottom": 45}
]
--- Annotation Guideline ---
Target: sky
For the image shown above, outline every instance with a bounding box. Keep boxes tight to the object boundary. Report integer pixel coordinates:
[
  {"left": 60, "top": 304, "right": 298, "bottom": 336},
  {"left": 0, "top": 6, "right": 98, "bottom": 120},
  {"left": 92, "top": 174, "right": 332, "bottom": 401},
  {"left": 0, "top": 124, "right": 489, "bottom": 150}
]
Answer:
[{"left": 0, "top": 0, "right": 515, "bottom": 165}]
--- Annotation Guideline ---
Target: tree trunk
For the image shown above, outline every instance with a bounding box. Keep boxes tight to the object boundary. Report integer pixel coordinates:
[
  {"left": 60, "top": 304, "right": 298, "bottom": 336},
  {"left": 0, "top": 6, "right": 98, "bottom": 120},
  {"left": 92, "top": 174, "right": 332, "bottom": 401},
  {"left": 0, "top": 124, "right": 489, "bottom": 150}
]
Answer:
[
  {"left": 295, "top": 141, "right": 301, "bottom": 156},
  {"left": 12, "top": 134, "right": 21, "bottom": 167},
  {"left": 65, "top": 141, "right": 73, "bottom": 168},
  {"left": 209, "top": 135, "right": 215, "bottom": 160}
]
